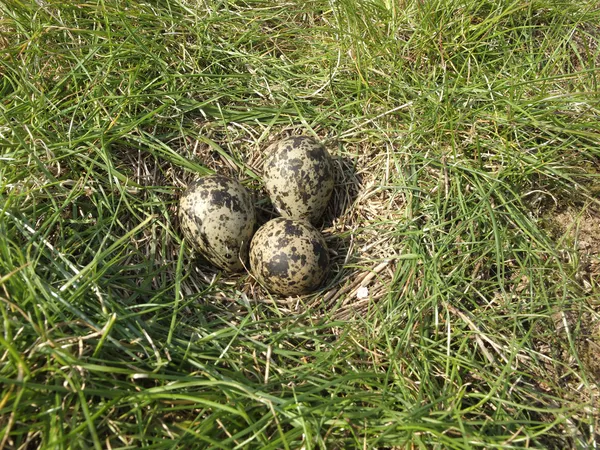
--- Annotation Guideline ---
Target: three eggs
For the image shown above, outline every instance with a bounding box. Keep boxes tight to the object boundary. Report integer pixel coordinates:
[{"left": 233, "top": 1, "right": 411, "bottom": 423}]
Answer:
[{"left": 179, "top": 136, "right": 334, "bottom": 295}]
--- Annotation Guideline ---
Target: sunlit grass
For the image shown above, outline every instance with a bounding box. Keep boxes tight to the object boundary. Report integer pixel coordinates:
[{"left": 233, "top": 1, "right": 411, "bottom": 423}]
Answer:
[{"left": 1, "top": 0, "right": 599, "bottom": 448}]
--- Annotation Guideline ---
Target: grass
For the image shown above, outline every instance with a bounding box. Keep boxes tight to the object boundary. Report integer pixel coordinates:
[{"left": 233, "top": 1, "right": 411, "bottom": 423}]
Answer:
[{"left": 1, "top": 0, "right": 599, "bottom": 448}]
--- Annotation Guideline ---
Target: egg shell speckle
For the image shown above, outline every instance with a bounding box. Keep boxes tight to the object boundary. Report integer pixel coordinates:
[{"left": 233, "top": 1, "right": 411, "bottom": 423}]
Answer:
[
  {"left": 263, "top": 136, "right": 334, "bottom": 224},
  {"left": 250, "top": 218, "right": 329, "bottom": 295},
  {"left": 179, "top": 175, "right": 256, "bottom": 272}
]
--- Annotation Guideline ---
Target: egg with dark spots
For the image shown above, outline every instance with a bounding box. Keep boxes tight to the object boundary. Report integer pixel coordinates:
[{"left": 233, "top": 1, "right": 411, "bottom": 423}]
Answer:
[
  {"left": 250, "top": 218, "right": 329, "bottom": 295},
  {"left": 179, "top": 175, "right": 256, "bottom": 272},
  {"left": 263, "top": 136, "right": 334, "bottom": 224}
]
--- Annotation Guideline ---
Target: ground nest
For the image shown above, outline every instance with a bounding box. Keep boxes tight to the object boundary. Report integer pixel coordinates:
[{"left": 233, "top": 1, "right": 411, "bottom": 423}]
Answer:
[{"left": 145, "top": 125, "right": 408, "bottom": 320}]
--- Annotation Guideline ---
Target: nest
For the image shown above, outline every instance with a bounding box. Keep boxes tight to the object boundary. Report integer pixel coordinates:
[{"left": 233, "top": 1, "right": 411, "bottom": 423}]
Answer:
[{"left": 113, "top": 123, "right": 411, "bottom": 321}]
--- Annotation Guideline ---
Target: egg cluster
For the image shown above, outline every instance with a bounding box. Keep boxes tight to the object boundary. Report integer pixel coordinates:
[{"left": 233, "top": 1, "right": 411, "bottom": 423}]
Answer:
[{"left": 179, "top": 136, "right": 334, "bottom": 295}]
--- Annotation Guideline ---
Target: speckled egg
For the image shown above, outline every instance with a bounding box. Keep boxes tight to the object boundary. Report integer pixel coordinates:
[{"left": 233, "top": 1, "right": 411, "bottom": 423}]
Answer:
[
  {"left": 263, "top": 136, "right": 334, "bottom": 224},
  {"left": 179, "top": 175, "right": 256, "bottom": 272},
  {"left": 250, "top": 218, "right": 329, "bottom": 295}
]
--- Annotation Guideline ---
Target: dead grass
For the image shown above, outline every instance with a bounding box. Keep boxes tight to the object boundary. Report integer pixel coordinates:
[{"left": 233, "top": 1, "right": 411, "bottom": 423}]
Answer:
[{"left": 0, "top": 15, "right": 12, "bottom": 50}]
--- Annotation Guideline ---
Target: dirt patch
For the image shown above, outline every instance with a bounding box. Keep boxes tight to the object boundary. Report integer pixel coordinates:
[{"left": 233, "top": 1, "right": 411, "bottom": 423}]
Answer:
[
  {"left": 533, "top": 305, "right": 600, "bottom": 445},
  {"left": 549, "top": 205, "right": 600, "bottom": 383},
  {"left": 552, "top": 206, "right": 600, "bottom": 291}
]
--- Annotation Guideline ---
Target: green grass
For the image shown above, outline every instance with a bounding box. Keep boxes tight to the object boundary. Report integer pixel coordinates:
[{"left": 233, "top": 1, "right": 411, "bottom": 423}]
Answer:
[{"left": 1, "top": 0, "right": 600, "bottom": 448}]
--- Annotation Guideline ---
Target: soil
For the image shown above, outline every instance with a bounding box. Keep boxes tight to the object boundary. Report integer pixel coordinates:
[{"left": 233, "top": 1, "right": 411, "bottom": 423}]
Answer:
[
  {"left": 553, "top": 207, "right": 600, "bottom": 289},
  {"left": 549, "top": 205, "right": 600, "bottom": 383}
]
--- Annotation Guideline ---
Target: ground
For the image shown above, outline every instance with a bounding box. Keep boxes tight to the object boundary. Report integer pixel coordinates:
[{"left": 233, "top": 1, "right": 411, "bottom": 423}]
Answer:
[
  {"left": 1, "top": 0, "right": 600, "bottom": 448},
  {"left": 550, "top": 205, "right": 600, "bottom": 382}
]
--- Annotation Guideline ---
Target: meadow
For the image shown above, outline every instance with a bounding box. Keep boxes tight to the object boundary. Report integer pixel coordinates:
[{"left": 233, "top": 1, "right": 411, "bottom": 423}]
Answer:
[{"left": 1, "top": 0, "right": 599, "bottom": 448}]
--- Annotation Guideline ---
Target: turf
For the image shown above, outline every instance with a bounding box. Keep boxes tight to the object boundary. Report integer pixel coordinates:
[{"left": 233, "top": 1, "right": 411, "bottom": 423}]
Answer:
[{"left": 1, "top": 0, "right": 599, "bottom": 448}]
